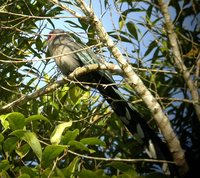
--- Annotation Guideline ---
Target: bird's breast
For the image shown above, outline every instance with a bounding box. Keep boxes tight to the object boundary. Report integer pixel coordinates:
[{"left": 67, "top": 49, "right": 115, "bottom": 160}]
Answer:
[{"left": 52, "top": 45, "right": 81, "bottom": 75}]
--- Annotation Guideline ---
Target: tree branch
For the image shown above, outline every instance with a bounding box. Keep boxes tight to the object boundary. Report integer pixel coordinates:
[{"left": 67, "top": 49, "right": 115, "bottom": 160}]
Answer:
[
  {"left": 0, "top": 80, "right": 65, "bottom": 113},
  {"left": 0, "top": 63, "right": 121, "bottom": 114},
  {"left": 158, "top": 0, "right": 200, "bottom": 123}
]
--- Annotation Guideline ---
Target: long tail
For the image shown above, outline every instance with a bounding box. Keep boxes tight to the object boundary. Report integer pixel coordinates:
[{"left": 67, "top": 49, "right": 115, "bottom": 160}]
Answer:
[
  {"left": 78, "top": 71, "right": 175, "bottom": 175},
  {"left": 86, "top": 72, "right": 173, "bottom": 161}
]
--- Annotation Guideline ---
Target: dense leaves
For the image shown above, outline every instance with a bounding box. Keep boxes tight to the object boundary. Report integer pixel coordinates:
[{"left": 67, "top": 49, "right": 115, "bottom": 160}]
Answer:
[{"left": 0, "top": 0, "right": 199, "bottom": 177}]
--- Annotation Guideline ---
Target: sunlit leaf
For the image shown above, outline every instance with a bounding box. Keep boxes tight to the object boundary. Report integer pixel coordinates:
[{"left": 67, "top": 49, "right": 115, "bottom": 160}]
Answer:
[
  {"left": 0, "top": 115, "right": 9, "bottom": 132},
  {"left": 25, "top": 114, "right": 51, "bottom": 125},
  {"left": 119, "top": 15, "right": 126, "bottom": 30},
  {"left": 4, "top": 112, "right": 25, "bottom": 131},
  {"left": 16, "top": 143, "right": 30, "bottom": 159},
  {"left": 50, "top": 121, "right": 72, "bottom": 145}
]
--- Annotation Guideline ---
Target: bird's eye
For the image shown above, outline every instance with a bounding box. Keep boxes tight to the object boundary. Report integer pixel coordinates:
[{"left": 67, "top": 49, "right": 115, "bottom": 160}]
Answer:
[
  {"left": 47, "top": 34, "right": 52, "bottom": 40},
  {"left": 47, "top": 32, "right": 55, "bottom": 40}
]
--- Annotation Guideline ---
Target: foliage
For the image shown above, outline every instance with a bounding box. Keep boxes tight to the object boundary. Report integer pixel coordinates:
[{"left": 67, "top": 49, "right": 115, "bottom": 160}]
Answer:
[{"left": 0, "top": 0, "right": 199, "bottom": 177}]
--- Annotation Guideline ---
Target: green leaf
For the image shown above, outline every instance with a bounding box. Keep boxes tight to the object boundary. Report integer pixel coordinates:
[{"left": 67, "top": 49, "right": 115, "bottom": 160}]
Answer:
[
  {"left": 42, "top": 145, "right": 66, "bottom": 168},
  {"left": 109, "top": 34, "right": 132, "bottom": 43},
  {"left": 16, "top": 143, "right": 30, "bottom": 158},
  {"left": 68, "top": 140, "right": 90, "bottom": 152},
  {"left": 64, "top": 20, "right": 82, "bottom": 29},
  {"left": 0, "top": 115, "right": 9, "bottom": 132},
  {"left": 0, "top": 133, "right": 4, "bottom": 142},
  {"left": 62, "top": 129, "right": 79, "bottom": 145},
  {"left": 40, "top": 168, "right": 51, "bottom": 177},
  {"left": 146, "top": 4, "right": 153, "bottom": 18},
  {"left": 96, "top": 169, "right": 110, "bottom": 178},
  {"left": 20, "top": 166, "right": 38, "bottom": 177},
  {"left": 11, "top": 130, "right": 42, "bottom": 161},
  {"left": 120, "top": 9, "right": 144, "bottom": 29},
  {"left": 1, "top": 112, "right": 25, "bottom": 131},
  {"left": 77, "top": 169, "right": 98, "bottom": 178},
  {"left": 3, "top": 137, "right": 18, "bottom": 154},
  {"left": 25, "top": 114, "right": 51, "bottom": 125},
  {"left": 80, "top": 137, "right": 106, "bottom": 147},
  {"left": 78, "top": 18, "right": 89, "bottom": 31},
  {"left": 126, "top": 21, "right": 138, "bottom": 40},
  {"left": 108, "top": 162, "right": 137, "bottom": 177},
  {"left": 144, "top": 40, "right": 157, "bottom": 57},
  {"left": 69, "top": 86, "right": 84, "bottom": 104},
  {"left": 119, "top": 8, "right": 144, "bottom": 30},
  {"left": 55, "top": 167, "right": 66, "bottom": 178},
  {"left": 47, "top": 19, "right": 55, "bottom": 29},
  {"left": 0, "top": 160, "right": 10, "bottom": 171},
  {"left": 18, "top": 174, "right": 31, "bottom": 178},
  {"left": 47, "top": 6, "right": 62, "bottom": 16},
  {"left": 119, "top": 15, "right": 126, "bottom": 30},
  {"left": 35, "top": 36, "right": 43, "bottom": 50},
  {"left": 50, "top": 121, "right": 72, "bottom": 145},
  {"left": 112, "top": 174, "right": 130, "bottom": 178},
  {"left": 65, "top": 157, "right": 80, "bottom": 177},
  {"left": 0, "top": 170, "right": 10, "bottom": 178},
  {"left": 23, "top": 132, "right": 42, "bottom": 161},
  {"left": 8, "top": 112, "right": 25, "bottom": 130}
]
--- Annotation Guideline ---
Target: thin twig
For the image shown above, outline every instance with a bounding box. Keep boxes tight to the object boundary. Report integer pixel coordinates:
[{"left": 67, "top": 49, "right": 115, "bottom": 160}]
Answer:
[
  {"left": 67, "top": 149, "right": 175, "bottom": 164},
  {"left": 0, "top": 11, "right": 75, "bottom": 20}
]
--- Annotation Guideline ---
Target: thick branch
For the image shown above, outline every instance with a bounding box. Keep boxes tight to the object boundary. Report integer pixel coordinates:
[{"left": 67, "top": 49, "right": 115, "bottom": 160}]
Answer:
[
  {"left": 0, "top": 63, "right": 121, "bottom": 114},
  {"left": 158, "top": 0, "right": 200, "bottom": 122},
  {"left": 74, "top": 0, "right": 188, "bottom": 176},
  {"left": 0, "top": 80, "right": 65, "bottom": 114}
]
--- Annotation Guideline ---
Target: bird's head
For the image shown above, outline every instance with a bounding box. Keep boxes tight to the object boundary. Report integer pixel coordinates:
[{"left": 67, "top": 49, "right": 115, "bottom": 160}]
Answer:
[
  {"left": 46, "top": 29, "right": 65, "bottom": 57},
  {"left": 47, "top": 29, "right": 65, "bottom": 41}
]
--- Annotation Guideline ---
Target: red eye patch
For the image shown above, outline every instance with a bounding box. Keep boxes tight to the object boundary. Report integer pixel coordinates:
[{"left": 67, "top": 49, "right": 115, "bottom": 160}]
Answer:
[{"left": 47, "top": 32, "right": 55, "bottom": 40}]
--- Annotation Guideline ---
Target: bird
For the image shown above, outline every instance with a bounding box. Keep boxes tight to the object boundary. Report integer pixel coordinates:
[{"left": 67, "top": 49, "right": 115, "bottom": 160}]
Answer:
[{"left": 46, "top": 29, "right": 173, "bottom": 165}]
